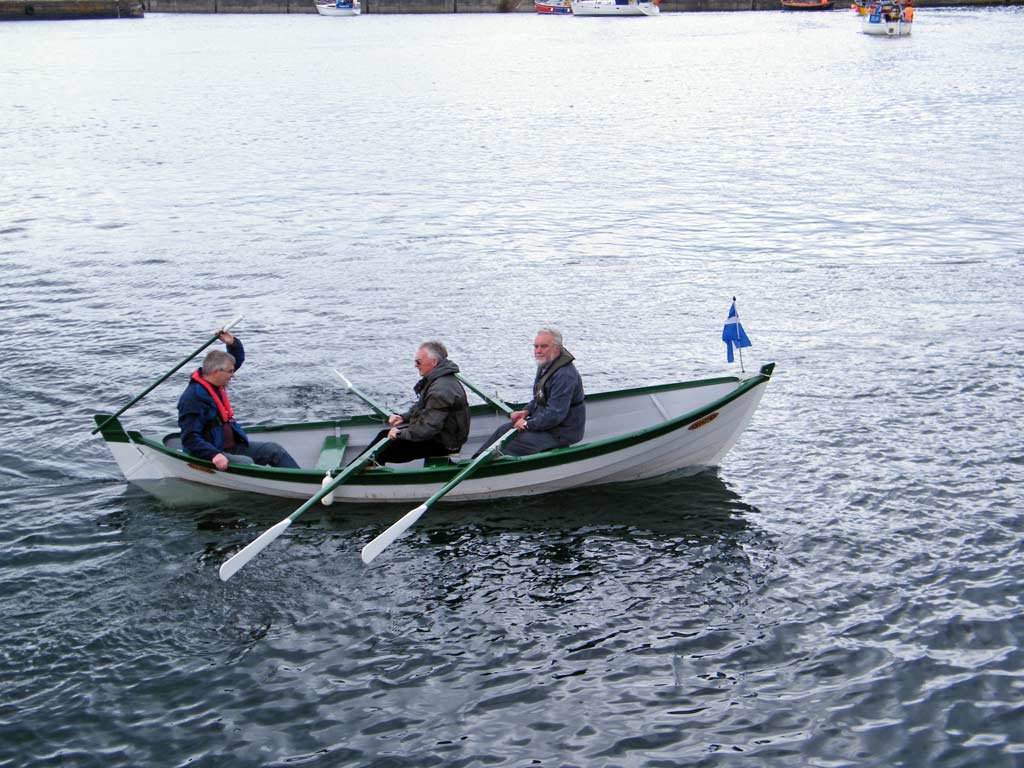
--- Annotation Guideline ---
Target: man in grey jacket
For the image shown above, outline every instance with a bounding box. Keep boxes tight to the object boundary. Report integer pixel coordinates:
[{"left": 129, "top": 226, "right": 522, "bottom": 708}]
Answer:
[
  {"left": 373, "top": 340, "right": 471, "bottom": 465},
  {"left": 475, "top": 327, "right": 586, "bottom": 457}
]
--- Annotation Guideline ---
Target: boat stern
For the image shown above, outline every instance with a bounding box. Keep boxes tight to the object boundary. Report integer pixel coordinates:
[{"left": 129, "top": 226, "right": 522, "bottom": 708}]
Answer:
[{"left": 93, "top": 413, "right": 179, "bottom": 485}]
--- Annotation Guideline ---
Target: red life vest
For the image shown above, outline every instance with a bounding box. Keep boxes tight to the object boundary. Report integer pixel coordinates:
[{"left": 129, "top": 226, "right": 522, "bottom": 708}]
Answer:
[
  {"left": 192, "top": 370, "right": 239, "bottom": 454},
  {"left": 191, "top": 370, "right": 234, "bottom": 422},
  {"left": 190, "top": 370, "right": 238, "bottom": 450}
]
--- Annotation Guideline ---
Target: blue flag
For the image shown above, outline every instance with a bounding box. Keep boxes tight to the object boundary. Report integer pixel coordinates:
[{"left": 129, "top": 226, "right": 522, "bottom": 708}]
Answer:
[{"left": 722, "top": 299, "right": 752, "bottom": 363}]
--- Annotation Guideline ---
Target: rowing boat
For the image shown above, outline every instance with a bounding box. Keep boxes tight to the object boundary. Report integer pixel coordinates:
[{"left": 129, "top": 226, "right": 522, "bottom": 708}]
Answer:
[
  {"left": 781, "top": 0, "right": 835, "bottom": 10},
  {"left": 94, "top": 363, "right": 774, "bottom": 506}
]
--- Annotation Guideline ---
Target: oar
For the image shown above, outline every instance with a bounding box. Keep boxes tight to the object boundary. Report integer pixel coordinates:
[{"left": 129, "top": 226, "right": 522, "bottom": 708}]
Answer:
[
  {"left": 92, "top": 316, "right": 242, "bottom": 435},
  {"left": 218, "top": 436, "right": 390, "bottom": 581},
  {"left": 361, "top": 427, "right": 518, "bottom": 564},
  {"left": 333, "top": 368, "right": 391, "bottom": 420},
  {"left": 454, "top": 372, "right": 514, "bottom": 416}
]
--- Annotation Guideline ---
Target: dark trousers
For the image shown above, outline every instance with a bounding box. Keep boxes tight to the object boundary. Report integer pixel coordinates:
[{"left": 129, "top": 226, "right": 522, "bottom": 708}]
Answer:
[
  {"left": 371, "top": 429, "right": 454, "bottom": 465},
  {"left": 473, "top": 422, "right": 559, "bottom": 458},
  {"left": 226, "top": 440, "right": 300, "bottom": 469}
]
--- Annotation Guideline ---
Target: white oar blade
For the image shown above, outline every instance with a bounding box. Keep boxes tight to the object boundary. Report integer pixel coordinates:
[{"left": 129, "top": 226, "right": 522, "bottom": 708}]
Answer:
[
  {"left": 219, "top": 518, "right": 293, "bottom": 581},
  {"left": 361, "top": 505, "right": 428, "bottom": 564}
]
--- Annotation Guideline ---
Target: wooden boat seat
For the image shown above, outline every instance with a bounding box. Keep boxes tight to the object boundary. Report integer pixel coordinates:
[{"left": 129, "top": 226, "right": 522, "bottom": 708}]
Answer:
[{"left": 315, "top": 435, "right": 349, "bottom": 470}]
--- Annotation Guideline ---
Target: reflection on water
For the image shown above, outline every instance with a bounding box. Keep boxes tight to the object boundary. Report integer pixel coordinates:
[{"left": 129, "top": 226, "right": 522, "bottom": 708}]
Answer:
[{"left": 21, "top": 470, "right": 777, "bottom": 767}]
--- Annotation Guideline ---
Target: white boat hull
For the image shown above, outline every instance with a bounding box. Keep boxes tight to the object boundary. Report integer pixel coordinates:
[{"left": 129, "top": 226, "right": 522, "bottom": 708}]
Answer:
[
  {"left": 95, "top": 365, "right": 773, "bottom": 505},
  {"left": 315, "top": 1, "right": 360, "bottom": 15},
  {"left": 861, "top": 17, "right": 911, "bottom": 34},
  {"left": 570, "top": 0, "right": 660, "bottom": 15}
]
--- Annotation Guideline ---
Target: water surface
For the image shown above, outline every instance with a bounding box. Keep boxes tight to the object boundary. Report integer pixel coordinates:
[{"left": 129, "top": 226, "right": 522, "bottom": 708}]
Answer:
[{"left": 1, "top": 8, "right": 1023, "bottom": 767}]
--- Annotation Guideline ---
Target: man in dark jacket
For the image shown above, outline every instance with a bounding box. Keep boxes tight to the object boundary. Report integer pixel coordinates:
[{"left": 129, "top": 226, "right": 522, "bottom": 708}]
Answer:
[
  {"left": 373, "top": 340, "right": 471, "bottom": 465},
  {"left": 475, "top": 327, "right": 586, "bottom": 457},
  {"left": 177, "top": 329, "right": 299, "bottom": 471}
]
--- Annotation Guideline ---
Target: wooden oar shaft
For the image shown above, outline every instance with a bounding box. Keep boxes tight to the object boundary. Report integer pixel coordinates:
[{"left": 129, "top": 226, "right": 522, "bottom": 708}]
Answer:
[
  {"left": 360, "top": 427, "right": 518, "bottom": 564},
  {"left": 289, "top": 436, "right": 390, "bottom": 522},
  {"left": 455, "top": 372, "right": 513, "bottom": 416},
  {"left": 92, "top": 316, "right": 242, "bottom": 434},
  {"left": 333, "top": 368, "right": 391, "bottom": 419},
  {"left": 218, "top": 436, "right": 390, "bottom": 581},
  {"left": 422, "top": 433, "right": 513, "bottom": 507}
]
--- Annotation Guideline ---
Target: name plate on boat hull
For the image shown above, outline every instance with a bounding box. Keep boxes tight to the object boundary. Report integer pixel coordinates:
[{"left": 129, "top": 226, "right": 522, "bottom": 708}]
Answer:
[{"left": 688, "top": 412, "right": 719, "bottom": 430}]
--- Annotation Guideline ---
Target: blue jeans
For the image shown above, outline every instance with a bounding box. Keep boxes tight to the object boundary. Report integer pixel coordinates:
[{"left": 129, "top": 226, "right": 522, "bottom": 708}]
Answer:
[{"left": 226, "top": 440, "right": 299, "bottom": 469}]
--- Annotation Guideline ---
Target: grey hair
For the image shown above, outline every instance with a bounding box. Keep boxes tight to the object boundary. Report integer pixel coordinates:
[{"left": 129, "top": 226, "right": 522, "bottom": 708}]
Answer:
[
  {"left": 202, "top": 350, "right": 236, "bottom": 376},
  {"left": 419, "top": 340, "right": 448, "bottom": 361},
  {"left": 537, "top": 327, "right": 563, "bottom": 348}
]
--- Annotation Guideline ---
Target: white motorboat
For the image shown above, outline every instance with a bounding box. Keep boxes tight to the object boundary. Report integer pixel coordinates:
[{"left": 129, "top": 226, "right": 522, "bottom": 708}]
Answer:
[
  {"left": 570, "top": 0, "right": 660, "bottom": 15},
  {"left": 861, "top": 1, "right": 913, "bottom": 34},
  {"left": 314, "top": 0, "right": 360, "bottom": 15}
]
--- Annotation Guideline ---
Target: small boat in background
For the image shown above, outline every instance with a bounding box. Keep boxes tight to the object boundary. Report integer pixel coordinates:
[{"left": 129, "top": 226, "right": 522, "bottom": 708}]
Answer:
[
  {"left": 536, "top": 0, "right": 572, "bottom": 12},
  {"left": 570, "top": 0, "right": 660, "bottom": 15},
  {"left": 861, "top": 0, "right": 913, "bottom": 35},
  {"left": 781, "top": 0, "right": 835, "bottom": 10},
  {"left": 850, "top": 1, "right": 870, "bottom": 14},
  {"left": 314, "top": 0, "right": 361, "bottom": 15}
]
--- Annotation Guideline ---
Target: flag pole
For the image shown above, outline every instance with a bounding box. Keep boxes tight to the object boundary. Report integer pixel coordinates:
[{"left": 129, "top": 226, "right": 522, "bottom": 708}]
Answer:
[{"left": 734, "top": 296, "right": 746, "bottom": 374}]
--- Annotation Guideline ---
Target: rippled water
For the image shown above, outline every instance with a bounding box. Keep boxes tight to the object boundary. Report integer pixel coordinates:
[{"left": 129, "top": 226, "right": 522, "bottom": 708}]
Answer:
[{"left": 2, "top": 7, "right": 1024, "bottom": 767}]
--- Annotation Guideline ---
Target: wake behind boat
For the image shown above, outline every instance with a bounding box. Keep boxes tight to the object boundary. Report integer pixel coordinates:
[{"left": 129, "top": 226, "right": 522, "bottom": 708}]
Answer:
[
  {"left": 570, "top": 0, "right": 660, "bottom": 16},
  {"left": 94, "top": 364, "right": 774, "bottom": 506},
  {"left": 314, "top": 0, "right": 360, "bottom": 15}
]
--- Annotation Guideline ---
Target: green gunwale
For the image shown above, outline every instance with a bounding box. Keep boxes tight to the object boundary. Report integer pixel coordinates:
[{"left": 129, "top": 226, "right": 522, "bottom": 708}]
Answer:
[{"left": 94, "top": 363, "right": 775, "bottom": 486}]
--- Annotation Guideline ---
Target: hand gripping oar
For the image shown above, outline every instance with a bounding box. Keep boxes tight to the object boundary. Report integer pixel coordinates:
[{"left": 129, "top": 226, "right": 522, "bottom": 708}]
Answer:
[
  {"left": 454, "top": 372, "right": 513, "bottom": 416},
  {"left": 360, "top": 428, "right": 518, "bottom": 564},
  {"left": 92, "top": 316, "right": 243, "bottom": 435},
  {"left": 218, "top": 436, "right": 391, "bottom": 581},
  {"left": 332, "top": 369, "right": 391, "bottom": 420}
]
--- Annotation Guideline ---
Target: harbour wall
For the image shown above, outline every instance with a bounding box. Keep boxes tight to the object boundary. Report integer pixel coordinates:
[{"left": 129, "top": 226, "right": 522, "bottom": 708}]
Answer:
[
  {"left": 1, "top": 0, "right": 1018, "bottom": 20},
  {"left": 145, "top": 0, "right": 1022, "bottom": 10},
  {"left": 0, "top": 0, "right": 143, "bottom": 17},
  {"left": 140, "top": 0, "right": 1023, "bottom": 10}
]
